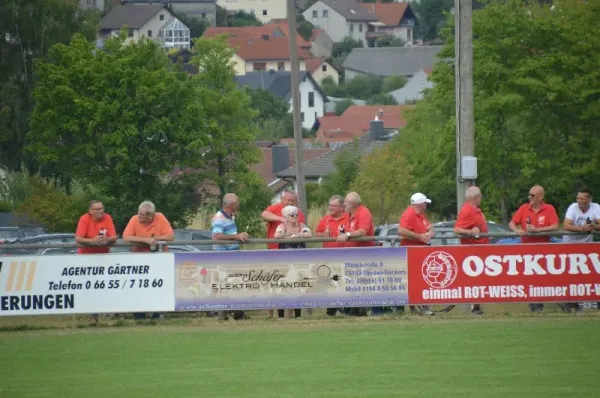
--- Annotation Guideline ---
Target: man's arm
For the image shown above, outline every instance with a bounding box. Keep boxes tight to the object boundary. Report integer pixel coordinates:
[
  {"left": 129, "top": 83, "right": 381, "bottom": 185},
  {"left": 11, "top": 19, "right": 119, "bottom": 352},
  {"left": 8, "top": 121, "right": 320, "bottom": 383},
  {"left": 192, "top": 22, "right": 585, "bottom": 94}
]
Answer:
[
  {"left": 508, "top": 220, "right": 525, "bottom": 236},
  {"left": 398, "top": 227, "right": 425, "bottom": 241},
  {"left": 261, "top": 210, "right": 285, "bottom": 223},
  {"left": 213, "top": 233, "right": 248, "bottom": 242},
  {"left": 563, "top": 218, "right": 585, "bottom": 232}
]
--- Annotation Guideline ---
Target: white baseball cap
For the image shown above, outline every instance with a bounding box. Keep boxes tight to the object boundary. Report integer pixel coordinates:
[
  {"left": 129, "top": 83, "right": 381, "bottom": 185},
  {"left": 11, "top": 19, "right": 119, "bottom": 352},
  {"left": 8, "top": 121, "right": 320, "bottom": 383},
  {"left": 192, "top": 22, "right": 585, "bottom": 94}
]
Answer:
[{"left": 411, "top": 193, "right": 432, "bottom": 204}]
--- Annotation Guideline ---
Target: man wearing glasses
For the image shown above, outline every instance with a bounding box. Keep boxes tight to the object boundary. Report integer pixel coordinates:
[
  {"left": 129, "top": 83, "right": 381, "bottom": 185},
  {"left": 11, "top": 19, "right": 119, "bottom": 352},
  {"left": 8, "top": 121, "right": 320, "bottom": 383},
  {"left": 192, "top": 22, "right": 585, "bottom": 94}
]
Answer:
[
  {"left": 123, "top": 201, "right": 174, "bottom": 253},
  {"left": 509, "top": 185, "right": 559, "bottom": 312}
]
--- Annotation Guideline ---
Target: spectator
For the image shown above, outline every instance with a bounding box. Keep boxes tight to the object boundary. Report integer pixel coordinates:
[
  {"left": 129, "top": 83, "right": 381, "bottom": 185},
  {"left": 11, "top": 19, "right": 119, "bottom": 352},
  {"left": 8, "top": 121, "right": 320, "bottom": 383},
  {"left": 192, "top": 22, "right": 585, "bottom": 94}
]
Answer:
[
  {"left": 453, "top": 186, "right": 488, "bottom": 316},
  {"left": 212, "top": 193, "right": 249, "bottom": 321},
  {"left": 123, "top": 201, "right": 174, "bottom": 320},
  {"left": 561, "top": 188, "right": 600, "bottom": 312},
  {"left": 262, "top": 189, "right": 306, "bottom": 319},
  {"left": 397, "top": 193, "right": 435, "bottom": 316},
  {"left": 508, "top": 185, "right": 559, "bottom": 313},
  {"left": 274, "top": 205, "right": 312, "bottom": 318},
  {"left": 75, "top": 200, "right": 117, "bottom": 324},
  {"left": 336, "top": 192, "right": 374, "bottom": 317},
  {"left": 315, "top": 195, "right": 348, "bottom": 317}
]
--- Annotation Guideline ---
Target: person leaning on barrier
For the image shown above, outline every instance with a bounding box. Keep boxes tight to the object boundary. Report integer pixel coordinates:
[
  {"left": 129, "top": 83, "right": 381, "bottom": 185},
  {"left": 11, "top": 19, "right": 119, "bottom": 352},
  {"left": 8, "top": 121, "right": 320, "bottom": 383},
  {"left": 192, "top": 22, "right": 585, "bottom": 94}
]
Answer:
[
  {"left": 315, "top": 195, "right": 348, "bottom": 317},
  {"left": 453, "top": 186, "right": 488, "bottom": 316},
  {"left": 123, "top": 201, "right": 174, "bottom": 320},
  {"left": 274, "top": 205, "right": 312, "bottom": 319},
  {"left": 397, "top": 193, "right": 435, "bottom": 316},
  {"left": 508, "top": 185, "right": 559, "bottom": 313},
  {"left": 211, "top": 193, "right": 249, "bottom": 321},
  {"left": 75, "top": 200, "right": 117, "bottom": 324},
  {"left": 561, "top": 188, "right": 600, "bottom": 312}
]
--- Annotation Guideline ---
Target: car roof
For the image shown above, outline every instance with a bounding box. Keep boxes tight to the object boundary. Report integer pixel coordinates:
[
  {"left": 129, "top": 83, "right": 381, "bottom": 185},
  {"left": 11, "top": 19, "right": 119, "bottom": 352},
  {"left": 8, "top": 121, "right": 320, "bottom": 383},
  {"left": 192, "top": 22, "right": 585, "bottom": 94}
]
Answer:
[{"left": 15, "top": 233, "right": 75, "bottom": 242}]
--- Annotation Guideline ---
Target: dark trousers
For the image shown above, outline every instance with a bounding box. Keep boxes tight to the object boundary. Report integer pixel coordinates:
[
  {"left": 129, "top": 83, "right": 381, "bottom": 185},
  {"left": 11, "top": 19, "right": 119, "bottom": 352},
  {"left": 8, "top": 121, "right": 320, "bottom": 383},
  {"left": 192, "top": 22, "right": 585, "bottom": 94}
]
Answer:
[
  {"left": 326, "top": 308, "right": 338, "bottom": 316},
  {"left": 278, "top": 309, "right": 301, "bottom": 318},
  {"left": 133, "top": 312, "right": 161, "bottom": 320},
  {"left": 529, "top": 303, "right": 544, "bottom": 312}
]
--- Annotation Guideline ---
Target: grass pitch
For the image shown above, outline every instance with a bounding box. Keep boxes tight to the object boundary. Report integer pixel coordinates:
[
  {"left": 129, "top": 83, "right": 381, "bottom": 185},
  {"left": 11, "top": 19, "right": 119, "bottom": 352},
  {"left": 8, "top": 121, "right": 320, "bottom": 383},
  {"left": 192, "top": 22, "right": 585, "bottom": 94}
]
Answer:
[{"left": 0, "top": 314, "right": 599, "bottom": 397}]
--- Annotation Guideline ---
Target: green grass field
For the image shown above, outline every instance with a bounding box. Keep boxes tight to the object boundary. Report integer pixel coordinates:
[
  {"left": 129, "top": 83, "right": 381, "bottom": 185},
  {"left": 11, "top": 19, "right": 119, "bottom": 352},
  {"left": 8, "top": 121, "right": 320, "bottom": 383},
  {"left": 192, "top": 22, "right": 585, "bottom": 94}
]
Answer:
[{"left": 1, "top": 314, "right": 599, "bottom": 397}]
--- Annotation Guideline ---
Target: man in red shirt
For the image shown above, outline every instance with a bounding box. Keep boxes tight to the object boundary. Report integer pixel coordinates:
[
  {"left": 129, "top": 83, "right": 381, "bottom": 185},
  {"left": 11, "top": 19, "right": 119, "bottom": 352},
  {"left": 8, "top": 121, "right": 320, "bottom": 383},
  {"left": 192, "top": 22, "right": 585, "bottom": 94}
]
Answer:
[
  {"left": 315, "top": 195, "right": 348, "bottom": 249},
  {"left": 75, "top": 200, "right": 117, "bottom": 254},
  {"left": 336, "top": 192, "right": 375, "bottom": 247},
  {"left": 261, "top": 189, "right": 305, "bottom": 250},
  {"left": 398, "top": 193, "right": 435, "bottom": 316},
  {"left": 508, "top": 185, "right": 559, "bottom": 312},
  {"left": 454, "top": 186, "right": 488, "bottom": 315}
]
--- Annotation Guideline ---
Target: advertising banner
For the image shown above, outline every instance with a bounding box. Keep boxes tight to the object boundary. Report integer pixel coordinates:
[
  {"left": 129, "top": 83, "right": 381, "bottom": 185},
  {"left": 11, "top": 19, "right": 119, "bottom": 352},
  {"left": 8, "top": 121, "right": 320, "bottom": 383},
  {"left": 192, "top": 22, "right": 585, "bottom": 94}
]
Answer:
[
  {"left": 0, "top": 254, "right": 175, "bottom": 315},
  {"left": 174, "top": 247, "right": 408, "bottom": 311},
  {"left": 407, "top": 243, "right": 600, "bottom": 304}
]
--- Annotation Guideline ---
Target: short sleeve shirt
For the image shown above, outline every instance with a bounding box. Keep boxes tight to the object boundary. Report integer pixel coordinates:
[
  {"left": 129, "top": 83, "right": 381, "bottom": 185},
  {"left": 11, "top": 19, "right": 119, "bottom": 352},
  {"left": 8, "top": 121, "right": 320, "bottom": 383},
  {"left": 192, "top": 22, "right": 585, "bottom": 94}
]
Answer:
[
  {"left": 511, "top": 203, "right": 559, "bottom": 243},
  {"left": 344, "top": 205, "right": 375, "bottom": 247},
  {"left": 211, "top": 210, "right": 239, "bottom": 251},
  {"left": 399, "top": 207, "right": 430, "bottom": 246},
  {"left": 562, "top": 202, "right": 600, "bottom": 243},
  {"left": 123, "top": 212, "right": 174, "bottom": 252},
  {"left": 316, "top": 213, "right": 348, "bottom": 248},
  {"left": 455, "top": 203, "right": 489, "bottom": 245},
  {"left": 75, "top": 213, "right": 117, "bottom": 254},
  {"left": 264, "top": 203, "right": 305, "bottom": 249}
]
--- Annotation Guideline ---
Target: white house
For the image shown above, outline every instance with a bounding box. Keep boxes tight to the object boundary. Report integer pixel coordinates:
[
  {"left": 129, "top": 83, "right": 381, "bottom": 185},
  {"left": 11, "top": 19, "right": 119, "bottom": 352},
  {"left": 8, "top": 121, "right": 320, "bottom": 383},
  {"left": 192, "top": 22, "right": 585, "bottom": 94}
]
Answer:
[
  {"left": 303, "top": 0, "right": 377, "bottom": 47},
  {"left": 79, "top": 0, "right": 104, "bottom": 12},
  {"left": 98, "top": 4, "right": 191, "bottom": 51},
  {"left": 236, "top": 71, "right": 328, "bottom": 129},
  {"left": 124, "top": 1, "right": 218, "bottom": 26},
  {"left": 217, "top": 0, "right": 286, "bottom": 23}
]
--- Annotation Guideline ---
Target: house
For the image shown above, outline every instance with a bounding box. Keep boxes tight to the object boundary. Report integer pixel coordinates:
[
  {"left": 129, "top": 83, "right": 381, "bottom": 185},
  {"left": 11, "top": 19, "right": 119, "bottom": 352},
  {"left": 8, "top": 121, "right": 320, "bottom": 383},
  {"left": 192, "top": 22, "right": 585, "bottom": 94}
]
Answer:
[
  {"left": 303, "top": 0, "right": 377, "bottom": 47},
  {"left": 216, "top": 0, "right": 286, "bottom": 24},
  {"left": 389, "top": 68, "right": 433, "bottom": 104},
  {"left": 309, "top": 29, "right": 333, "bottom": 58},
  {"left": 99, "top": 4, "right": 192, "bottom": 51},
  {"left": 343, "top": 45, "right": 442, "bottom": 81},
  {"left": 251, "top": 144, "right": 330, "bottom": 200},
  {"left": 123, "top": 1, "right": 217, "bottom": 26},
  {"left": 306, "top": 58, "right": 339, "bottom": 85},
  {"left": 315, "top": 105, "right": 411, "bottom": 148},
  {"left": 79, "top": 0, "right": 104, "bottom": 12},
  {"left": 358, "top": 1, "right": 417, "bottom": 47},
  {"left": 235, "top": 71, "right": 327, "bottom": 130},
  {"left": 203, "top": 23, "right": 312, "bottom": 75},
  {"left": 277, "top": 118, "right": 391, "bottom": 183}
]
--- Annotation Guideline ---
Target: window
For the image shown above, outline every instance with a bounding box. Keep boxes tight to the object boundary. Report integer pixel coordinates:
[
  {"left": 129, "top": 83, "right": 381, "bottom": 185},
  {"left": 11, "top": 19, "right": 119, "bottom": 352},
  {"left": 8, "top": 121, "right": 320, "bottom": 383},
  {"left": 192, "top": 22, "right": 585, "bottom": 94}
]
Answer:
[
  {"left": 253, "top": 62, "right": 267, "bottom": 71},
  {"left": 312, "top": 10, "right": 317, "bottom": 18},
  {"left": 202, "top": 13, "right": 207, "bottom": 19},
  {"left": 323, "top": 10, "right": 328, "bottom": 18},
  {"left": 262, "top": 9, "right": 268, "bottom": 16},
  {"left": 322, "top": 64, "right": 327, "bottom": 72},
  {"left": 160, "top": 14, "right": 165, "bottom": 21},
  {"left": 359, "top": 24, "right": 363, "bottom": 33},
  {"left": 349, "top": 24, "right": 354, "bottom": 33},
  {"left": 301, "top": 112, "right": 305, "bottom": 122},
  {"left": 277, "top": 61, "right": 285, "bottom": 71},
  {"left": 308, "top": 92, "right": 315, "bottom": 108},
  {"left": 147, "top": 30, "right": 153, "bottom": 37}
]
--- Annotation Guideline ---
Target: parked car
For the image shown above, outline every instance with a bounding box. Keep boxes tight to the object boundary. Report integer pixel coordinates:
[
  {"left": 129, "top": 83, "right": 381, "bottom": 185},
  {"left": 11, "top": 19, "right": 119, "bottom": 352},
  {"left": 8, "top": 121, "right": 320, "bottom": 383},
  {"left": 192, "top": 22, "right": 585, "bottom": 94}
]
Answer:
[
  {"left": 0, "top": 226, "right": 46, "bottom": 243},
  {"left": 173, "top": 229, "right": 213, "bottom": 251},
  {"left": 111, "top": 239, "right": 204, "bottom": 253},
  {"left": 0, "top": 233, "right": 77, "bottom": 256},
  {"left": 432, "top": 220, "right": 512, "bottom": 244}
]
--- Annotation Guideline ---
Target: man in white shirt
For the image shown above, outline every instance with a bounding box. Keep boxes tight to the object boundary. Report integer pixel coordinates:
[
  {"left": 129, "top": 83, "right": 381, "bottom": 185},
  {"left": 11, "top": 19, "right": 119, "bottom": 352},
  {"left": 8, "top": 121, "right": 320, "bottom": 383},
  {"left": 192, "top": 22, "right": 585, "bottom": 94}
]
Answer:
[{"left": 563, "top": 188, "right": 600, "bottom": 243}]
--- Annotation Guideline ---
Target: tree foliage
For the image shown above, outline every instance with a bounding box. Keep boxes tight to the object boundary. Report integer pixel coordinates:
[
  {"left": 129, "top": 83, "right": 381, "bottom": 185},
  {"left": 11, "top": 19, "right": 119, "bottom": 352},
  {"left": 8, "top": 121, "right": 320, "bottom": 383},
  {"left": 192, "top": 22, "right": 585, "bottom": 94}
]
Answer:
[
  {"left": 382, "top": 75, "right": 408, "bottom": 93},
  {"left": 297, "top": 21, "right": 315, "bottom": 41},
  {"left": 376, "top": 35, "right": 406, "bottom": 48},
  {"left": 334, "top": 99, "right": 354, "bottom": 115},
  {"left": 411, "top": 0, "right": 454, "bottom": 41},
  {"left": 366, "top": 94, "right": 399, "bottom": 105}
]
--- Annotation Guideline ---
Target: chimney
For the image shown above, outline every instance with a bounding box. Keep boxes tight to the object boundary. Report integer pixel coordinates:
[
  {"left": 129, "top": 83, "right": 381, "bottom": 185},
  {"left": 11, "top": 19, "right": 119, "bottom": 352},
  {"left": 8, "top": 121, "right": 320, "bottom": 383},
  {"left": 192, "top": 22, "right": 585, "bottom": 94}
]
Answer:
[
  {"left": 272, "top": 145, "right": 290, "bottom": 173},
  {"left": 370, "top": 116, "right": 384, "bottom": 141}
]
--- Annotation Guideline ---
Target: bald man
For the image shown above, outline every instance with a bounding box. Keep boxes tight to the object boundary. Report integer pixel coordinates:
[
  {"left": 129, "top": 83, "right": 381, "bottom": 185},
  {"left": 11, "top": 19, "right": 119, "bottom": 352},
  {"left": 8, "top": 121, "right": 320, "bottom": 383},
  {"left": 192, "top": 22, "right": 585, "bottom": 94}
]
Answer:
[{"left": 509, "top": 185, "right": 559, "bottom": 313}]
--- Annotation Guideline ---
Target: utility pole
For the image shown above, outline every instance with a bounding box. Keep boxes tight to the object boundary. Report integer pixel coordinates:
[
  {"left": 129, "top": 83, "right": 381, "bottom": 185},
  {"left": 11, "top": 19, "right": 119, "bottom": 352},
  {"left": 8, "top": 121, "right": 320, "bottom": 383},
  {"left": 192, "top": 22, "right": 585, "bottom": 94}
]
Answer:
[
  {"left": 454, "top": 0, "right": 475, "bottom": 213},
  {"left": 287, "top": 0, "right": 308, "bottom": 216}
]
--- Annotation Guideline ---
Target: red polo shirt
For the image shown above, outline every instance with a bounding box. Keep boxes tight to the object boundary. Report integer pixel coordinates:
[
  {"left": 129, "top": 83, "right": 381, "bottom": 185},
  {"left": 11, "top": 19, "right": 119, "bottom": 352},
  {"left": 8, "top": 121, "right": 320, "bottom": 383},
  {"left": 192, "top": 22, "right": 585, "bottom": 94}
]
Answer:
[
  {"left": 316, "top": 213, "right": 348, "bottom": 248},
  {"left": 264, "top": 203, "right": 305, "bottom": 249},
  {"left": 75, "top": 213, "right": 117, "bottom": 254},
  {"left": 399, "top": 206, "right": 430, "bottom": 246},
  {"left": 344, "top": 205, "right": 375, "bottom": 247},
  {"left": 455, "top": 203, "right": 489, "bottom": 245},
  {"left": 511, "top": 202, "right": 559, "bottom": 243}
]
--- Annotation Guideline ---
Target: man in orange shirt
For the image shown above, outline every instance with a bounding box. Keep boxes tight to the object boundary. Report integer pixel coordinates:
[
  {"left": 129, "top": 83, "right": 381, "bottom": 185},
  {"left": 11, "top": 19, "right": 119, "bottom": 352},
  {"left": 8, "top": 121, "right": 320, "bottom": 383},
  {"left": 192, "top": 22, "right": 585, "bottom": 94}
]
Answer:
[
  {"left": 261, "top": 189, "right": 305, "bottom": 250},
  {"left": 336, "top": 192, "right": 375, "bottom": 248},
  {"left": 454, "top": 186, "right": 488, "bottom": 315},
  {"left": 398, "top": 193, "right": 435, "bottom": 316},
  {"left": 508, "top": 185, "right": 559, "bottom": 313},
  {"left": 315, "top": 195, "right": 348, "bottom": 249},
  {"left": 123, "top": 201, "right": 174, "bottom": 253},
  {"left": 75, "top": 200, "right": 117, "bottom": 254}
]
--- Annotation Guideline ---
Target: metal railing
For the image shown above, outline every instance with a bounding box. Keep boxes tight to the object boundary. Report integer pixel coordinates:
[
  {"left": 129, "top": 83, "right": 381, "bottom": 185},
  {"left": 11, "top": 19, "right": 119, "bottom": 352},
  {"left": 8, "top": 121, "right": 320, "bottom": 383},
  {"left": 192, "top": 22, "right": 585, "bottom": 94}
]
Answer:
[{"left": 1, "top": 230, "right": 598, "bottom": 250}]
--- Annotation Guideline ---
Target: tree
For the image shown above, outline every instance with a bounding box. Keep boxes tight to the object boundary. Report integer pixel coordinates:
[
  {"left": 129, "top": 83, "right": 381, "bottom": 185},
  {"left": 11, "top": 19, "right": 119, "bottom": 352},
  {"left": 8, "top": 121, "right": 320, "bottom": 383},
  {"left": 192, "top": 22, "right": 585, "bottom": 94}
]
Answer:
[
  {"left": 345, "top": 75, "right": 383, "bottom": 99},
  {"left": 179, "top": 15, "right": 211, "bottom": 39},
  {"left": 376, "top": 35, "right": 406, "bottom": 48},
  {"left": 245, "top": 88, "right": 289, "bottom": 123},
  {"left": 27, "top": 33, "right": 209, "bottom": 228},
  {"left": 382, "top": 75, "right": 407, "bottom": 93},
  {"left": 334, "top": 99, "right": 354, "bottom": 115},
  {"left": 351, "top": 145, "right": 414, "bottom": 224},
  {"left": 0, "top": 0, "right": 99, "bottom": 172},
  {"left": 411, "top": 0, "right": 454, "bottom": 41},
  {"left": 366, "top": 94, "right": 399, "bottom": 105},
  {"left": 297, "top": 21, "right": 314, "bottom": 41},
  {"left": 331, "top": 36, "right": 363, "bottom": 59},
  {"left": 232, "top": 10, "right": 263, "bottom": 27},
  {"left": 315, "top": 141, "right": 362, "bottom": 203}
]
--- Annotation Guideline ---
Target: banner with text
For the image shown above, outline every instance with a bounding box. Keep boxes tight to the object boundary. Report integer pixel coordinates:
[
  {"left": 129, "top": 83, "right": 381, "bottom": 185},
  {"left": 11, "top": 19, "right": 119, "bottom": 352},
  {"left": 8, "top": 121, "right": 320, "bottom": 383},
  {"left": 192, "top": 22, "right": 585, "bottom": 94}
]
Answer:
[
  {"left": 0, "top": 254, "right": 175, "bottom": 315},
  {"left": 407, "top": 243, "right": 600, "bottom": 304},
  {"left": 174, "top": 248, "right": 408, "bottom": 311}
]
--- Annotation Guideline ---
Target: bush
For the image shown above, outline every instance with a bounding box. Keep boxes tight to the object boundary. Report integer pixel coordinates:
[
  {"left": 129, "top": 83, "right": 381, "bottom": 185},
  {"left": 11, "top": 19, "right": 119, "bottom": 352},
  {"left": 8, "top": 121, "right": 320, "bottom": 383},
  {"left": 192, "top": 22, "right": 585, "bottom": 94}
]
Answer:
[
  {"left": 382, "top": 75, "right": 407, "bottom": 93},
  {"left": 334, "top": 99, "right": 354, "bottom": 115},
  {"left": 366, "top": 93, "right": 399, "bottom": 105}
]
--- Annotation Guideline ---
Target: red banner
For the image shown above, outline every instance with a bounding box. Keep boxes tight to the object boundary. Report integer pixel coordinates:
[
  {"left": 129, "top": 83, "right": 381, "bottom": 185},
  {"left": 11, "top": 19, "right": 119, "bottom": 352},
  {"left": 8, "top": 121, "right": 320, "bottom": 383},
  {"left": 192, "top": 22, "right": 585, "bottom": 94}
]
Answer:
[{"left": 407, "top": 243, "right": 600, "bottom": 304}]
